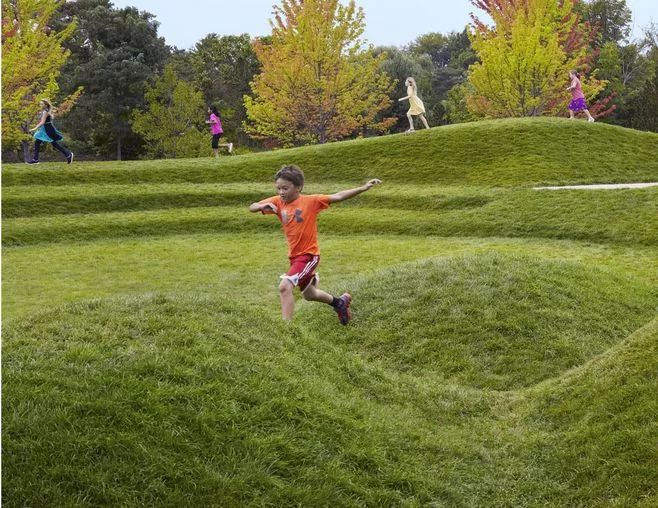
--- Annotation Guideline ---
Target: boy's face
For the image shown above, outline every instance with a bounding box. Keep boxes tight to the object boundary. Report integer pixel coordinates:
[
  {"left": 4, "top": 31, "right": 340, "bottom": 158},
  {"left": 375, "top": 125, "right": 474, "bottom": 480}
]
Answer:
[{"left": 275, "top": 178, "right": 301, "bottom": 203}]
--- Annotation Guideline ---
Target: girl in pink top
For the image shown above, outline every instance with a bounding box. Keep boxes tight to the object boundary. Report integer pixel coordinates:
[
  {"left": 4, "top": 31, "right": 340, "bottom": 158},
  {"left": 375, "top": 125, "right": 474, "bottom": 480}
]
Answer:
[
  {"left": 566, "top": 71, "right": 595, "bottom": 122},
  {"left": 205, "top": 106, "right": 233, "bottom": 157}
]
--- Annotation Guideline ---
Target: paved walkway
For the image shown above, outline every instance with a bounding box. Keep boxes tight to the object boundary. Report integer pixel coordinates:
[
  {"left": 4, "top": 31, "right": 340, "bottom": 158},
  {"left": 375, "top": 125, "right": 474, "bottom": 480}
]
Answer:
[{"left": 534, "top": 182, "right": 658, "bottom": 190}]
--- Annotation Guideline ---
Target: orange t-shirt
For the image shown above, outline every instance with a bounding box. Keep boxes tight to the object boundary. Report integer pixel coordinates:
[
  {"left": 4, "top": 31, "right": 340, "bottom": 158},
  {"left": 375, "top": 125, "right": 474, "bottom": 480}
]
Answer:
[{"left": 259, "top": 194, "right": 331, "bottom": 258}]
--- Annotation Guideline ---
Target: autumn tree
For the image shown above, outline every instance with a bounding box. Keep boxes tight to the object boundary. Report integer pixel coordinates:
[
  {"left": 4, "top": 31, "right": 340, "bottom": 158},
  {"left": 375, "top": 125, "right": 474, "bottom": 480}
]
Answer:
[
  {"left": 2, "top": 0, "right": 82, "bottom": 161},
  {"left": 244, "top": 0, "right": 394, "bottom": 146},
  {"left": 466, "top": 0, "right": 607, "bottom": 117},
  {"left": 131, "top": 65, "right": 207, "bottom": 159}
]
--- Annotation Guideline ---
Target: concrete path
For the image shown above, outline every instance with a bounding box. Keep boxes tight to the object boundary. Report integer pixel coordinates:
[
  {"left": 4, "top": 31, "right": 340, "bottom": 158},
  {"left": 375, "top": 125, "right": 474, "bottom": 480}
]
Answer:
[{"left": 534, "top": 182, "right": 658, "bottom": 190}]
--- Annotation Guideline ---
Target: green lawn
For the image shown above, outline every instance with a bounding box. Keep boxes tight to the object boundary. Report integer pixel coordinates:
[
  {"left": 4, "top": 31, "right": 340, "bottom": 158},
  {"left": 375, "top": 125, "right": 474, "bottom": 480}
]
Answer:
[{"left": 3, "top": 118, "right": 658, "bottom": 506}]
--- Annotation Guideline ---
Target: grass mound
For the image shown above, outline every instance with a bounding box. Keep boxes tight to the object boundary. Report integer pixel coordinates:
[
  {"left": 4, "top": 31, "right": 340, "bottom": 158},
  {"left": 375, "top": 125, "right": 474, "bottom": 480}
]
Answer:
[
  {"left": 3, "top": 118, "right": 658, "bottom": 187},
  {"left": 1, "top": 294, "right": 466, "bottom": 506},
  {"left": 4, "top": 293, "right": 656, "bottom": 506},
  {"left": 517, "top": 318, "right": 658, "bottom": 505},
  {"left": 3, "top": 186, "right": 657, "bottom": 247},
  {"left": 3, "top": 118, "right": 657, "bottom": 506},
  {"left": 302, "top": 253, "right": 658, "bottom": 390}
]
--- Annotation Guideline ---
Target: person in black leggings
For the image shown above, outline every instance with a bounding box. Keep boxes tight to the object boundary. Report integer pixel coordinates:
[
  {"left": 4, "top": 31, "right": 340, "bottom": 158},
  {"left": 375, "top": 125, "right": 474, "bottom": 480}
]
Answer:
[{"left": 27, "top": 99, "right": 73, "bottom": 165}]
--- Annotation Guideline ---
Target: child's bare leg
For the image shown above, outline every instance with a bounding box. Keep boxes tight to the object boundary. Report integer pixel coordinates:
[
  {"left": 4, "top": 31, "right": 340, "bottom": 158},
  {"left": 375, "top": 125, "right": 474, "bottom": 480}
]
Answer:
[
  {"left": 278, "top": 279, "right": 295, "bottom": 320},
  {"left": 420, "top": 114, "right": 430, "bottom": 129},
  {"left": 569, "top": 110, "right": 575, "bottom": 119},
  {"left": 584, "top": 109, "right": 595, "bottom": 122},
  {"left": 302, "top": 283, "right": 333, "bottom": 304},
  {"left": 406, "top": 113, "right": 415, "bottom": 131},
  {"left": 303, "top": 279, "right": 352, "bottom": 325}
]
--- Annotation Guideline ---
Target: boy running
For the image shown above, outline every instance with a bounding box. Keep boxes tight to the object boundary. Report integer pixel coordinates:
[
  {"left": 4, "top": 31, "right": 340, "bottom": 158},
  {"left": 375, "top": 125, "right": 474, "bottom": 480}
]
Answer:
[{"left": 249, "top": 164, "right": 381, "bottom": 324}]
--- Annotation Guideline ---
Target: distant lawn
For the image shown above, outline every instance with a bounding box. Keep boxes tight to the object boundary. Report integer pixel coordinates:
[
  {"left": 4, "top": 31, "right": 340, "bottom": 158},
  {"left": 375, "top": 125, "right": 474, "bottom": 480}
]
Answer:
[
  {"left": 3, "top": 118, "right": 657, "bottom": 506},
  {"left": 3, "top": 118, "right": 658, "bottom": 188}
]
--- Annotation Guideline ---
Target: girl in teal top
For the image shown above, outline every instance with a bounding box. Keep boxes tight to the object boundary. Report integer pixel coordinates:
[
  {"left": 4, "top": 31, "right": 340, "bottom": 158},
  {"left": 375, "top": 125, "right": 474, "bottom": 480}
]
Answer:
[{"left": 27, "top": 99, "right": 73, "bottom": 164}]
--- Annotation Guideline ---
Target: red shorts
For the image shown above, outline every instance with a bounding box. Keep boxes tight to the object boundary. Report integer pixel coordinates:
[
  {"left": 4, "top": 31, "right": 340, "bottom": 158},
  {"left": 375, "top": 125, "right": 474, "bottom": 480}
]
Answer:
[{"left": 281, "top": 254, "right": 319, "bottom": 292}]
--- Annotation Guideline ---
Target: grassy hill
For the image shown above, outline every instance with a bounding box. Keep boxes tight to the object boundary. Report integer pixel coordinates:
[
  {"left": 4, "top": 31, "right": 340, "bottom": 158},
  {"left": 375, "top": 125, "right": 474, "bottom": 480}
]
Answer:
[{"left": 3, "top": 117, "right": 658, "bottom": 506}]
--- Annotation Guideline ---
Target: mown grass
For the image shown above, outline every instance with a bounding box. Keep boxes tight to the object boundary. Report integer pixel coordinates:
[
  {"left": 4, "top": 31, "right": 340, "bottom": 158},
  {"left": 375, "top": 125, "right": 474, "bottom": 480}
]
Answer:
[
  {"left": 302, "top": 254, "right": 657, "bottom": 390},
  {"left": 2, "top": 118, "right": 657, "bottom": 506},
  {"left": 3, "top": 186, "right": 657, "bottom": 246},
  {"left": 3, "top": 118, "right": 658, "bottom": 188}
]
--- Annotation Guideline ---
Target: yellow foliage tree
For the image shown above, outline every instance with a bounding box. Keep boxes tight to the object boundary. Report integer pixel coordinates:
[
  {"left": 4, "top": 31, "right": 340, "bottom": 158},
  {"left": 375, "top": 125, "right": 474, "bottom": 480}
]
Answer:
[
  {"left": 467, "top": 0, "right": 606, "bottom": 117},
  {"left": 2, "top": 0, "right": 82, "bottom": 160},
  {"left": 244, "top": 0, "right": 394, "bottom": 146}
]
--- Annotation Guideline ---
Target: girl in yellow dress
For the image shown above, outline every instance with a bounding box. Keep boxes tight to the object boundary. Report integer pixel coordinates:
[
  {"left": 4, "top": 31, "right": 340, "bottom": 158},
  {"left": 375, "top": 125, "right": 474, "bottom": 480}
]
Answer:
[{"left": 398, "top": 77, "right": 430, "bottom": 132}]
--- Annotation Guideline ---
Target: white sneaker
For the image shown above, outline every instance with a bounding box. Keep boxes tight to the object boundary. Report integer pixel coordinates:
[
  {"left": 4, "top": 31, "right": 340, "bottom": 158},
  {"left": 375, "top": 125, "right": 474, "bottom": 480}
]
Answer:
[
  {"left": 228, "top": 142, "right": 233, "bottom": 153},
  {"left": 588, "top": 117, "right": 595, "bottom": 123}
]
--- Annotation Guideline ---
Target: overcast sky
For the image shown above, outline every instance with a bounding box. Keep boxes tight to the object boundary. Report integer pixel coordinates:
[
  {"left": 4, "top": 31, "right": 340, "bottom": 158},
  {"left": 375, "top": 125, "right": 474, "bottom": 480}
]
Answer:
[{"left": 110, "top": 0, "right": 657, "bottom": 50}]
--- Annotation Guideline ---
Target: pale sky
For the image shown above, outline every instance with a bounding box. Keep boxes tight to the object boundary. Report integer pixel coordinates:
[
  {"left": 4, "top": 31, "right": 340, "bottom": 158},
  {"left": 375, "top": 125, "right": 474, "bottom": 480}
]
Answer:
[{"left": 110, "top": 0, "right": 657, "bottom": 50}]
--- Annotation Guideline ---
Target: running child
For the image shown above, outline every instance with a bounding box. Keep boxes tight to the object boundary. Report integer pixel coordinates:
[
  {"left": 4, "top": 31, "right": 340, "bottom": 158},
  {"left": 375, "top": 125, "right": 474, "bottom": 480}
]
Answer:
[
  {"left": 249, "top": 164, "right": 381, "bottom": 324},
  {"left": 566, "top": 71, "right": 595, "bottom": 122},
  {"left": 27, "top": 99, "right": 74, "bottom": 164},
  {"left": 398, "top": 77, "right": 430, "bottom": 132},
  {"left": 205, "top": 106, "right": 233, "bottom": 157}
]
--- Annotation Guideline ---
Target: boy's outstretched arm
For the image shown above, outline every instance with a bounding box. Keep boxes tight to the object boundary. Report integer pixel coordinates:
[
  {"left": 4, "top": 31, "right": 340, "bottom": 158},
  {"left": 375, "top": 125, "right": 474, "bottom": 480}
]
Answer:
[
  {"left": 249, "top": 202, "right": 278, "bottom": 214},
  {"left": 329, "top": 179, "right": 382, "bottom": 203}
]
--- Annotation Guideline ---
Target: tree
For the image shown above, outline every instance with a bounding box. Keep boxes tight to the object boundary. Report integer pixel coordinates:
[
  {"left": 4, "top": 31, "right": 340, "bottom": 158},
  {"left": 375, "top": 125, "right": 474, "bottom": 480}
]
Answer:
[
  {"left": 615, "top": 24, "right": 658, "bottom": 131},
  {"left": 189, "top": 34, "right": 261, "bottom": 144},
  {"left": 53, "top": 0, "right": 169, "bottom": 160},
  {"left": 467, "top": 0, "right": 606, "bottom": 117},
  {"left": 373, "top": 45, "right": 435, "bottom": 131},
  {"left": 244, "top": 0, "right": 394, "bottom": 145},
  {"left": 2, "top": 0, "right": 81, "bottom": 161},
  {"left": 579, "top": 0, "right": 632, "bottom": 46},
  {"left": 131, "top": 65, "right": 207, "bottom": 159},
  {"left": 626, "top": 67, "right": 658, "bottom": 132},
  {"left": 408, "top": 30, "right": 476, "bottom": 125}
]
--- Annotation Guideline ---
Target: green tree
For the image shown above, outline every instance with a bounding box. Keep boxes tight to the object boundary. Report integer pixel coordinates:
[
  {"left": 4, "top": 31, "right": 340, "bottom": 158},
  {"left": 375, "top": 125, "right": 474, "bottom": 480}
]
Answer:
[
  {"left": 626, "top": 62, "right": 658, "bottom": 132},
  {"left": 189, "top": 34, "right": 261, "bottom": 144},
  {"left": 53, "top": 0, "right": 169, "bottom": 160},
  {"left": 467, "top": 0, "right": 605, "bottom": 117},
  {"left": 2, "top": 0, "right": 81, "bottom": 161},
  {"left": 244, "top": 0, "right": 394, "bottom": 145},
  {"left": 408, "top": 30, "right": 476, "bottom": 125},
  {"left": 580, "top": 0, "right": 632, "bottom": 46},
  {"left": 373, "top": 46, "right": 434, "bottom": 131},
  {"left": 131, "top": 65, "right": 207, "bottom": 159},
  {"left": 616, "top": 25, "right": 658, "bottom": 131}
]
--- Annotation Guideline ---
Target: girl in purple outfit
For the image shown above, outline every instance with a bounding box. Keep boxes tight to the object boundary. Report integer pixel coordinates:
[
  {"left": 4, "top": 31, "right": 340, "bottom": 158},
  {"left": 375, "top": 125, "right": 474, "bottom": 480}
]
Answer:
[
  {"left": 566, "top": 71, "right": 595, "bottom": 122},
  {"left": 205, "top": 106, "right": 233, "bottom": 158}
]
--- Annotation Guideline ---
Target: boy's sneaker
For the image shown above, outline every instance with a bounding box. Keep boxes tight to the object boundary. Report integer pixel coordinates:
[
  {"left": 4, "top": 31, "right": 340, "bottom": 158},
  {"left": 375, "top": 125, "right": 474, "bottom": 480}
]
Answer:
[
  {"left": 334, "top": 293, "right": 352, "bottom": 325},
  {"left": 228, "top": 142, "right": 233, "bottom": 153},
  {"left": 66, "top": 152, "right": 74, "bottom": 164},
  {"left": 26, "top": 159, "right": 40, "bottom": 164}
]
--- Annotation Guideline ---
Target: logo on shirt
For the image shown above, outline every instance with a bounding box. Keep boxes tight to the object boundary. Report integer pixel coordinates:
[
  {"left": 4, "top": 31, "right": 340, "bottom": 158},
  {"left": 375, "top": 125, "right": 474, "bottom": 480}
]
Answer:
[{"left": 282, "top": 208, "right": 304, "bottom": 224}]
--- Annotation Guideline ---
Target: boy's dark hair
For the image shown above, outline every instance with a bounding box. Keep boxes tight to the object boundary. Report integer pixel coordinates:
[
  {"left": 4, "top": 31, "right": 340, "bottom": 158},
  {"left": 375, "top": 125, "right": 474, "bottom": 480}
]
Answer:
[
  {"left": 275, "top": 165, "right": 304, "bottom": 188},
  {"left": 209, "top": 105, "right": 220, "bottom": 117}
]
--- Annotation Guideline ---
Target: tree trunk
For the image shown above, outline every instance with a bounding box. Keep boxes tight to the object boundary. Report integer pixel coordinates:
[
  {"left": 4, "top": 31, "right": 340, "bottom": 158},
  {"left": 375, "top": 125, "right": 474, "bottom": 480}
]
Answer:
[
  {"left": 21, "top": 140, "right": 31, "bottom": 162},
  {"left": 117, "top": 136, "right": 122, "bottom": 161}
]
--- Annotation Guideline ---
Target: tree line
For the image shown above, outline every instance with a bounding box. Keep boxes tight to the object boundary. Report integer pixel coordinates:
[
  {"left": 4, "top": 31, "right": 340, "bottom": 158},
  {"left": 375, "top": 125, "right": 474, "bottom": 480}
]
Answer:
[{"left": 2, "top": 0, "right": 656, "bottom": 162}]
